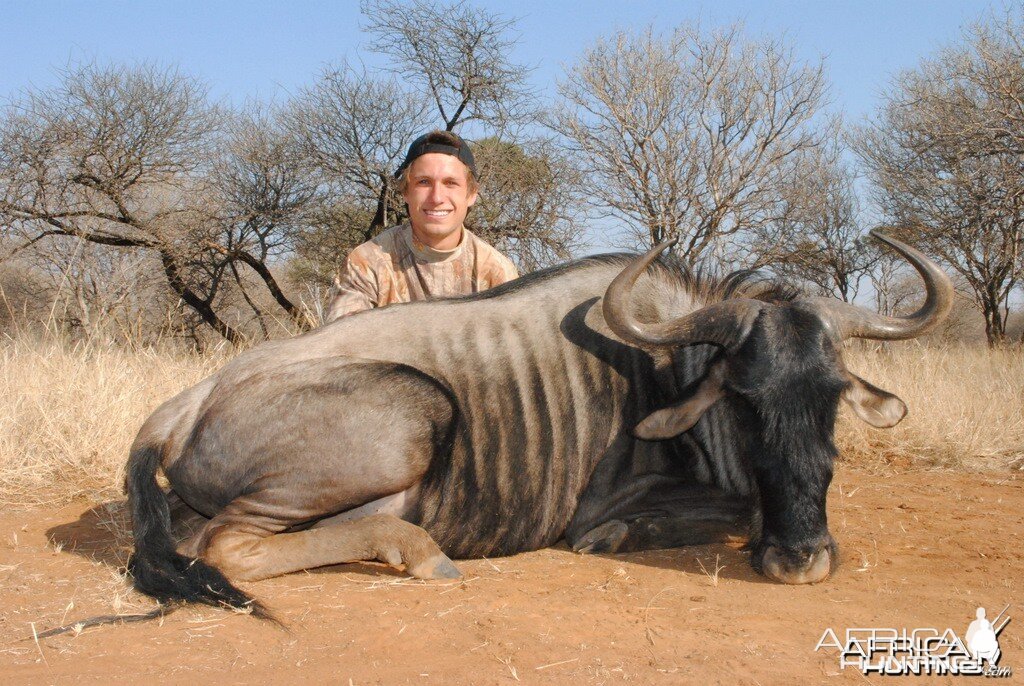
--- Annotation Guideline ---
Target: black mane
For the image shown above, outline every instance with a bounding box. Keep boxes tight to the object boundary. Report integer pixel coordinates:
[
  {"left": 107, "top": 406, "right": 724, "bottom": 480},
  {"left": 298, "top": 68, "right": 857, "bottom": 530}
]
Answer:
[
  {"left": 458, "top": 252, "right": 637, "bottom": 301},
  {"left": 459, "top": 250, "right": 802, "bottom": 305}
]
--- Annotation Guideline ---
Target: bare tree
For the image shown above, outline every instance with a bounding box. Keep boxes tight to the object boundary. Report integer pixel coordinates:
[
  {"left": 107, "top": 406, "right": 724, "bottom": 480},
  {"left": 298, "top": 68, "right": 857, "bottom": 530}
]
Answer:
[
  {"left": 550, "top": 23, "right": 829, "bottom": 260},
  {"left": 870, "top": 250, "right": 914, "bottom": 318},
  {"left": 918, "top": 8, "right": 1024, "bottom": 159},
  {"left": 298, "top": 0, "right": 542, "bottom": 246},
  {"left": 469, "top": 137, "right": 581, "bottom": 271},
  {"left": 285, "top": 61, "right": 428, "bottom": 243},
  {"left": 17, "top": 236, "right": 167, "bottom": 337},
  {"left": 361, "top": 0, "right": 537, "bottom": 134},
  {"left": 0, "top": 62, "right": 249, "bottom": 339},
  {"left": 744, "top": 140, "right": 873, "bottom": 301},
  {"left": 209, "top": 106, "right": 321, "bottom": 332},
  {"left": 855, "top": 18, "right": 1024, "bottom": 346},
  {"left": 0, "top": 63, "right": 321, "bottom": 344}
]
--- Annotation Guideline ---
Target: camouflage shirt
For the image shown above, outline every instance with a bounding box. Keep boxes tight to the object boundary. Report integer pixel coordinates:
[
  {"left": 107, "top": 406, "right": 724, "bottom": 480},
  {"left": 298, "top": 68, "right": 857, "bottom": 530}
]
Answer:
[{"left": 325, "top": 223, "right": 519, "bottom": 322}]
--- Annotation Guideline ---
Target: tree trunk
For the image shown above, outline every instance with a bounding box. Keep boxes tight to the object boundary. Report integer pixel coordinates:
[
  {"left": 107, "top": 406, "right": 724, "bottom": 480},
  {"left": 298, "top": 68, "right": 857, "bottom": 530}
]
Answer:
[
  {"left": 158, "top": 250, "right": 245, "bottom": 346},
  {"left": 366, "top": 177, "right": 392, "bottom": 241},
  {"left": 233, "top": 251, "right": 307, "bottom": 330},
  {"left": 230, "top": 262, "right": 270, "bottom": 339},
  {"left": 982, "top": 296, "right": 1007, "bottom": 348}
]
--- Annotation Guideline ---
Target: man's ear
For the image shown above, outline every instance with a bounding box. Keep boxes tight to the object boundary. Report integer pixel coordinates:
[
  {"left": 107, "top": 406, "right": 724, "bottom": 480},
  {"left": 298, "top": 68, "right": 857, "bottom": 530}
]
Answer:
[
  {"left": 842, "top": 372, "right": 907, "bottom": 428},
  {"left": 635, "top": 360, "right": 726, "bottom": 440}
]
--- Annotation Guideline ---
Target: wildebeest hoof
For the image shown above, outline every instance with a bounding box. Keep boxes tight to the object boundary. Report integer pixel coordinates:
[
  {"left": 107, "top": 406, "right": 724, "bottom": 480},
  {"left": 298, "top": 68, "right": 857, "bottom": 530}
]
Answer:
[
  {"left": 407, "top": 554, "right": 462, "bottom": 580},
  {"left": 573, "top": 520, "right": 629, "bottom": 554}
]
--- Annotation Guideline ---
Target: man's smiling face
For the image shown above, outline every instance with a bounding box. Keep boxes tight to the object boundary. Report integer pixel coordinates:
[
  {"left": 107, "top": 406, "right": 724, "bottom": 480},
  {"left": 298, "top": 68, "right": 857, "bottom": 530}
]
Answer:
[{"left": 402, "top": 152, "right": 478, "bottom": 250}]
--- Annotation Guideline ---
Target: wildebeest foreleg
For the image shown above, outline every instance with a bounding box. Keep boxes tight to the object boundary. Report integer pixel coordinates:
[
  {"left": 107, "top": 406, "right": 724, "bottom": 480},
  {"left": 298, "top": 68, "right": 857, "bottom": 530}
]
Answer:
[
  {"left": 198, "top": 512, "right": 460, "bottom": 582},
  {"left": 571, "top": 490, "right": 751, "bottom": 554}
]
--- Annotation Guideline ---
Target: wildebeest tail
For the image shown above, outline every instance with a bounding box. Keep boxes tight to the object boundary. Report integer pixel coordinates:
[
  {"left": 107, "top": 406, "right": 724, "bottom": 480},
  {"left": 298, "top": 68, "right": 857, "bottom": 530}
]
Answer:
[{"left": 125, "top": 443, "right": 270, "bottom": 619}]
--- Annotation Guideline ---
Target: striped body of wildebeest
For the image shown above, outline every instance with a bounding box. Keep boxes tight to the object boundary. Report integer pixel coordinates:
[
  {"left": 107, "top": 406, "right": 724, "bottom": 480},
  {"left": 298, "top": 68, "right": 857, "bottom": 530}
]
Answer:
[{"left": 126, "top": 231, "right": 951, "bottom": 615}]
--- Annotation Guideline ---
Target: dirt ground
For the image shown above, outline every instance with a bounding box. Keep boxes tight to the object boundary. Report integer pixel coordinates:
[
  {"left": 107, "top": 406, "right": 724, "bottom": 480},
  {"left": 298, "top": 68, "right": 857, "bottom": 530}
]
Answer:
[{"left": 1, "top": 466, "right": 1020, "bottom": 685}]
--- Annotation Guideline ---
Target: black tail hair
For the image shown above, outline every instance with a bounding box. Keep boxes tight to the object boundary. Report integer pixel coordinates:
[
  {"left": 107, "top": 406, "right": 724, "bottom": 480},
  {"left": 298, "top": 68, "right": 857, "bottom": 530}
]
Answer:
[{"left": 125, "top": 443, "right": 271, "bottom": 619}]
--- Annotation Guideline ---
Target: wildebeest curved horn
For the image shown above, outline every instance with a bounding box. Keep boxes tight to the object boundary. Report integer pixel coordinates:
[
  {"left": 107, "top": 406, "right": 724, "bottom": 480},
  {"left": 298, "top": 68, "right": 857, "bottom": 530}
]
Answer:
[
  {"left": 603, "top": 239, "right": 762, "bottom": 349},
  {"left": 805, "top": 230, "right": 953, "bottom": 341}
]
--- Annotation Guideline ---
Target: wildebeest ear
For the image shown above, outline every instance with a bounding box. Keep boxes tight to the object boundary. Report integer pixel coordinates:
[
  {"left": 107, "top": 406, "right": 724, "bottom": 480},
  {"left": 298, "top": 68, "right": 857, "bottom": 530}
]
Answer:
[
  {"left": 842, "top": 373, "right": 907, "bottom": 428},
  {"left": 635, "top": 361, "right": 726, "bottom": 440}
]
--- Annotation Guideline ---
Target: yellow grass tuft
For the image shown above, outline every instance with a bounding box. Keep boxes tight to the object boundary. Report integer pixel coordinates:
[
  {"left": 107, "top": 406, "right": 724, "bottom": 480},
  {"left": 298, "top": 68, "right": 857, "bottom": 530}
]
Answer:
[{"left": 0, "top": 332, "right": 1020, "bottom": 506}]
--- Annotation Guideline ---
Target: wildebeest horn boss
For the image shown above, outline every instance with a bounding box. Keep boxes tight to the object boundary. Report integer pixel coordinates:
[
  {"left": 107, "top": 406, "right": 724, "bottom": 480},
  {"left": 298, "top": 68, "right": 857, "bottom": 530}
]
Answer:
[{"left": 124, "top": 230, "right": 951, "bottom": 615}]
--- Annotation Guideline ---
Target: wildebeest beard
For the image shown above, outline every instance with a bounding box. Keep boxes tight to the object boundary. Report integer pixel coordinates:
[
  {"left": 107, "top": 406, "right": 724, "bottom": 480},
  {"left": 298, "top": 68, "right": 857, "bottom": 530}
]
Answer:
[
  {"left": 664, "top": 301, "right": 852, "bottom": 584},
  {"left": 741, "top": 365, "right": 845, "bottom": 571}
]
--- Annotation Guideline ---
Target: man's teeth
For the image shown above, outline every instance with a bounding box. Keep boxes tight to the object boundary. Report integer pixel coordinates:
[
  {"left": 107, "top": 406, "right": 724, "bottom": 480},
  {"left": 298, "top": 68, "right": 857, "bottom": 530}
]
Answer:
[{"left": 425, "top": 210, "right": 452, "bottom": 216}]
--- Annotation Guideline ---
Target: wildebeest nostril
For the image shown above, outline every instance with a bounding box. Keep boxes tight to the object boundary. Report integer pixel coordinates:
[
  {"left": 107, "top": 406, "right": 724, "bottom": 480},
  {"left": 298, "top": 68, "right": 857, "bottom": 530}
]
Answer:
[{"left": 762, "top": 546, "right": 832, "bottom": 585}]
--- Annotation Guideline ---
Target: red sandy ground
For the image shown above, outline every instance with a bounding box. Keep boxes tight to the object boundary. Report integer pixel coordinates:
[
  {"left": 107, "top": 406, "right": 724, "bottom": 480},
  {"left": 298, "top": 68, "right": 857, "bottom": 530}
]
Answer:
[{"left": 1, "top": 467, "right": 1021, "bottom": 685}]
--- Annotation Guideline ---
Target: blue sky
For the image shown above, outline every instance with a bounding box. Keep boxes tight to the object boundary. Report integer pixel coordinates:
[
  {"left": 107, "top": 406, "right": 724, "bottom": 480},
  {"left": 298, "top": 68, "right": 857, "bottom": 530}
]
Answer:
[
  {"left": 0, "top": 1, "right": 1001, "bottom": 256},
  {"left": 1, "top": 1, "right": 996, "bottom": 120}
]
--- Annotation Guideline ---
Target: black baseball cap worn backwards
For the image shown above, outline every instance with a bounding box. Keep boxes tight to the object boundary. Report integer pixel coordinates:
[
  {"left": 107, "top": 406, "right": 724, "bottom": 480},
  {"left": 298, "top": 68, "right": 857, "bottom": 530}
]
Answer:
[{"left": 395, "top": 131, "right": 477, "bottom": 178}]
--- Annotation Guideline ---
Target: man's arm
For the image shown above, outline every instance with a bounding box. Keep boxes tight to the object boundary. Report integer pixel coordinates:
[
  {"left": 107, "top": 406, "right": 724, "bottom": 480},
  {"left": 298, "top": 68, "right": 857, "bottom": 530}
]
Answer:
[
  {"left": 498, "top": 257, "right": 519, "bottom": 283},
  {"left": 475, "top": 239, "right": 519, "bottom": 288},
  {"left": 324, "top": 251, "right": 380, "bottom": 323},
  {"left": 487, "top": 253, "right": 519, "bottom": 287}
]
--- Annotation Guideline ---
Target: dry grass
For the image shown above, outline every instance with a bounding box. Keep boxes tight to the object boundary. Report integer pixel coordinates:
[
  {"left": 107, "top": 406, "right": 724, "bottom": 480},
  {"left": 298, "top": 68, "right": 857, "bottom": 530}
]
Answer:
[
  {"left": 0, "top": 331, "right": 228, "bottom": 505},
  {"left": 0, "top": 332, "right": 1020, "bottom": 506},
  {"left": 836, "top": 342, "right": 1024, "bottom": 471}
]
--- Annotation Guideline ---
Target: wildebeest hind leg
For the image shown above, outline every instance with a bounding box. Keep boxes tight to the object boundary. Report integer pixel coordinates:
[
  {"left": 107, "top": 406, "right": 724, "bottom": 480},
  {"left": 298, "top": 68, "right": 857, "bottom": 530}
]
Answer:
[
  {"left": 168, "top": 359, "right": 459, "bottom": 578},
  {"left": 199, "top": 512, "right": 460, "bottom": 582},
  {"left": 166, "top": 490, "right": 210, "bottom": 553}
]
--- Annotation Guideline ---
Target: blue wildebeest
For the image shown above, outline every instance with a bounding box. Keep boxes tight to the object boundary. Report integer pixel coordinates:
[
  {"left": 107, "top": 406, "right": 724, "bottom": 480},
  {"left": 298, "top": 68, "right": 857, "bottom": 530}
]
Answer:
[{"left": 126, "top": 231, "right": 950, "bottom": 615}]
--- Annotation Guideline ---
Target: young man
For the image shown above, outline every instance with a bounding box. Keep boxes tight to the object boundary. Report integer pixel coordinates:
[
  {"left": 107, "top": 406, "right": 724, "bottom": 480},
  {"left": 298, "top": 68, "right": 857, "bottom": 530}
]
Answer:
[{"left": 325, "top": 131, "right": 519, "bottom": 322}]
